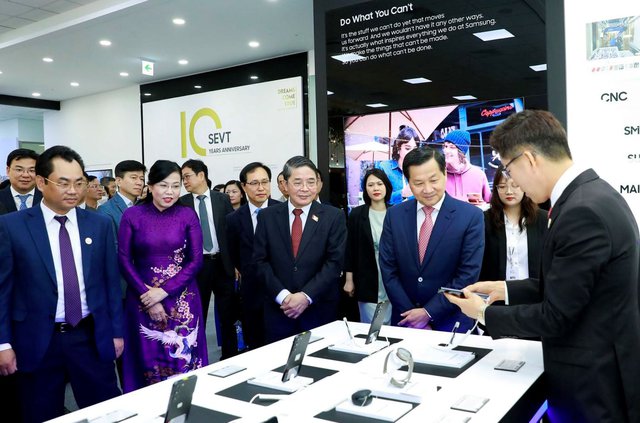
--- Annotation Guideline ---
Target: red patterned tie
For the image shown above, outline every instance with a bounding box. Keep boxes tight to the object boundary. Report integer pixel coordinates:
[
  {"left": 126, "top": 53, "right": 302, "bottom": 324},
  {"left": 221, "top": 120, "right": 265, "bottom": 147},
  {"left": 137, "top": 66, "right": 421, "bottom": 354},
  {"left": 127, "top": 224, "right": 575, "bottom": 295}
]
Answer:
[
  {"left": 418, "top": 205, "right": 434, "bottom": 264},
  {"left": 291, "top": 209, "right": 303, "bottom": 257}
]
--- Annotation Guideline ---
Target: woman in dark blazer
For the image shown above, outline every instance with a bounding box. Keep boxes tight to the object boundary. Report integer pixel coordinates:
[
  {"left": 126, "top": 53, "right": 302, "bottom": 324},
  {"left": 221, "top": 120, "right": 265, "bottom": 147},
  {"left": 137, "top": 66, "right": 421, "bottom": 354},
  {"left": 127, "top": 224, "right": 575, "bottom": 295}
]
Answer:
[
  {"left": 481, "top": 165, "right": 547, "bottom": 281},
  {"left": 343, "top": 168, "right": 393, "bottom": 324}
]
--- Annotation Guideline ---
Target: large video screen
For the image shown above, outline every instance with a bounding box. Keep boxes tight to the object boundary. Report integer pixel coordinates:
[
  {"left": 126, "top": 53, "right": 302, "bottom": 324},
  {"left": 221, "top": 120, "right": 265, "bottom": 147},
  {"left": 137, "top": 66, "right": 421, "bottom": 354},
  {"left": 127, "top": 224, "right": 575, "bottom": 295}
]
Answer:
[
  {"left": 142, "top": 77, "right": 304, "bottom": 192},
  {"left": 345, "top": 98, "right": 524, "bottom": 209}
]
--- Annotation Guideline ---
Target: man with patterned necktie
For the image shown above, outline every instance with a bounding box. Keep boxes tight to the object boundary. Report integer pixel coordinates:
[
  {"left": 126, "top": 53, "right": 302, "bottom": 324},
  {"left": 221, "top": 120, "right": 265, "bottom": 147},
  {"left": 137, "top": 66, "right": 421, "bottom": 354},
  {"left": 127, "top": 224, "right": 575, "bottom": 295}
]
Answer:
[
  {"left": 0, "top": 148, "right": 42, "bottom": 214},
  {"left": 379, "top": 147, "right": 484, "bottom": 332},
  {"left": 0, "top": 146, "right": 123, "bottom": 422}
]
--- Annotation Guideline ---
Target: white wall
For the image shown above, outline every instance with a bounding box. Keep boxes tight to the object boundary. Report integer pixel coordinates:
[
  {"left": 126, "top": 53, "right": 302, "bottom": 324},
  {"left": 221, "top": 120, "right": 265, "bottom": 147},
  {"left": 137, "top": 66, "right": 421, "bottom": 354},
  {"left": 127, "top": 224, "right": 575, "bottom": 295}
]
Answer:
[
  {"left": 43, "top": 85, "right": 142, "bottom": 172},
  {"left": 0, "top": 120, "right": 19, "bottom": 177},
  {"left": 18, "top": 119, "right": 44, "bottom": 143}
]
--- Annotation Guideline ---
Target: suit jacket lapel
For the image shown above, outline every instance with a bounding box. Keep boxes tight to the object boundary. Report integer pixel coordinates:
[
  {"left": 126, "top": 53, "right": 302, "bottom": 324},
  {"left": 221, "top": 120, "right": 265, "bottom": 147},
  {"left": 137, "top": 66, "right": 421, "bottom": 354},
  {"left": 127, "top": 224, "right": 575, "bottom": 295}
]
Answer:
[
  {"left": 498, "top": 214, "right": 507, "bottom": 277},
  {"left": 403, "top": 201, "right": 420, "bottom": 267},
  {"left": 26, "top": 207, "right": 57, "bottom": 286},
  {"left": 548, "top": 169, "right": 598, "bottom": 227},
  {"left": 277, "top": 204, "right": 293, "bottom": 259},
  {"left": 362, "top": 206, "right": 374, "bottom": 247},
  {"left": 296, "top": 202, "right": 322, "bottom": 260},
  {"left": 421, "top": 195, "right": 455, "bottom": 269},
  {"left": 77, "top": 209, "right": 93, "bottom": 281}
]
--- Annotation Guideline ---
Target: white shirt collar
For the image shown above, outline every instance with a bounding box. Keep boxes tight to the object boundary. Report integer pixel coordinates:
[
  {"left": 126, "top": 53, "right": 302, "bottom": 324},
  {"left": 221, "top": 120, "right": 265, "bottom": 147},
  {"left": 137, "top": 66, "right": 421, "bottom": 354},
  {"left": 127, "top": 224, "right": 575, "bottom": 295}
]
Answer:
[
  {"left": 116, "top": 191, "right": 134, "bottom": 207},
  {"left": 550, "top": 164, "right": 585, "bottom": 208},
  {"left": 416, "top": 192, "right": 445, "bottom": 213},
  {"left": 249, "top": 200, "right": 268, "bottom": 215},
  {"left": 40, "top": 200, "right": 78, "bottom": 225},
  {"left": 10, "top": 185, "right": 35, "bottom": 198},
  {"left": 192, "top": 191, "right": 209, "bottom": 200},
  {"left": 288, "top": 200, "right": 313, "bottom": 216}
]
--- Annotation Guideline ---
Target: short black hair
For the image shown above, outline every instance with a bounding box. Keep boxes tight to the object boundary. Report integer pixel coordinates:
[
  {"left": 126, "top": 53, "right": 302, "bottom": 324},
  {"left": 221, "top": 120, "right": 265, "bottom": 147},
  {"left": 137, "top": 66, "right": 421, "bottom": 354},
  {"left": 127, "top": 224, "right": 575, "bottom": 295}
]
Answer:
[
  {"left": 362, "top": 168, "right": 392, "bottom": 207},
  {"left": 277, "top": 171, "right": 285, "bottom": 180},
  {"left": 6, "top": 148, "right": 39, "bottom": 167},
  {"left": 213, "top": 183, "right": 225, "bottom": 192},
  {"left": 36, "top": 145, "right": 85, "bottom": 178},
  {"left": 239, "top": 162, "right": 272, "bottom": 184},
  {"left": 282, "top": 156, "right": 319, "bottom": 180},
  {"left": 182, "top": 159, "right": 209, "bottom": 181},
  {"left": 114, "top": 160, "right": 146, "bottom": 178},
  {"left": 402, "top": 147, "right": 446, "bottom": 180},
  {"left": 490, "top": 110, "right": 572, "bottom": 161},
  {"left": 87, "top": 175, "right": 98, "bottom": 183},
  {"left": 100, "top": 176, "right": 115, "bottom": 185}
]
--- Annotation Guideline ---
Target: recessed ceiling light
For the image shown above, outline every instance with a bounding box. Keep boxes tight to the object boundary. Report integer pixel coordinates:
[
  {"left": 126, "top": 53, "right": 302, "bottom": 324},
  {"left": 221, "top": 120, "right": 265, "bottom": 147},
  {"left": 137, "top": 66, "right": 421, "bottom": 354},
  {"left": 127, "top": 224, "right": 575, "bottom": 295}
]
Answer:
[
  {"left": 331, "top": 53, "right": 366, "bottom": 63},
  {"left": 178, "top": 59, "right": 189, "bottom": 65},
  {"left": 529, "top": 64, "right": 547, "bottom": 72},
  {"left": 366, "top": 103, "right": 388, "bottom": 108},
  {"left": 120, "top": 72, "right": 129, "bottom": 77},
  {"left": 173, "top": 18, "right": 185, "bottom": 25},
  {"left": 0, "top": 70, "right": 3, "bottom": 75},
  {"left": 42, "top": 57, "right": 53, "bottom": 63},
  {"left": 99, "top": 40, "right": 111, "bottom": 46},
  {"left": 453, "top": 95, "right": 477, "bottom": 100},
  {"left": 327, "top": 91, "right": 334, "bottom": 95},
  {"left": 403, "top": 77, "right": 432, "bottom": 84},
  {"left": 32, "top": 92, "right": 41, "bottom": 97},
  {"left": 248, "top": 41, "right": 260, "bottom": 48},
  {"left": 70, "top": 82, "right": 79, "bottom": 87},
  {"left": 143, "top": 93, "right": 151, "bottom": 96},
  {"left": 473, "top": 29, "right": 514, "bottom": 42},
  {"left": 250, "top": 75, "right": 258, "bottom": 80},
  {"left": 194, "top": 85, "right": 202, "bottom": 89}
]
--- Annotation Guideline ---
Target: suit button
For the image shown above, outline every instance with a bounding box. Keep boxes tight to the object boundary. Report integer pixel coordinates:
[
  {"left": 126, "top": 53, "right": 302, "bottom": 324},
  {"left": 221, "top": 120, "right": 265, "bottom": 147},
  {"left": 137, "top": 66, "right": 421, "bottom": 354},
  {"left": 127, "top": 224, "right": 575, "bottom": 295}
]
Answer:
[
  {"left": 293, "top": 266, "right": 298, "bottom": 272},
  {"left": 418, "top": 277, "right": 423, "bottom": 283}
]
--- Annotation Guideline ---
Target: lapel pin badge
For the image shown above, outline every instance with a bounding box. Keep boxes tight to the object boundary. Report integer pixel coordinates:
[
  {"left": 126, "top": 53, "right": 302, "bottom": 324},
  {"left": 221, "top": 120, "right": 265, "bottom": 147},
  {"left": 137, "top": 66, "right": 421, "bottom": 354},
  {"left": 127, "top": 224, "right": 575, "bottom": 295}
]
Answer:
[
  {"left": 85, "top": 237, "right": 93, "bottom": 245},
  {"left": 547, "top": 219, "right": 552, "bottom": 229},
  {"left": 312, "top": 214, "right": 319, "bottom": 222}
]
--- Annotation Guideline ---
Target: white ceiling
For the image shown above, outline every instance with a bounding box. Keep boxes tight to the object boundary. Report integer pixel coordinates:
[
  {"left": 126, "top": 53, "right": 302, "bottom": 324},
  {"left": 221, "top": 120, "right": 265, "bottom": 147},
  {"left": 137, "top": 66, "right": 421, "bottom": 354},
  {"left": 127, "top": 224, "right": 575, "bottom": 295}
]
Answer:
[{"left": 0, "top": 0, "right": 314, "bottom": 108}]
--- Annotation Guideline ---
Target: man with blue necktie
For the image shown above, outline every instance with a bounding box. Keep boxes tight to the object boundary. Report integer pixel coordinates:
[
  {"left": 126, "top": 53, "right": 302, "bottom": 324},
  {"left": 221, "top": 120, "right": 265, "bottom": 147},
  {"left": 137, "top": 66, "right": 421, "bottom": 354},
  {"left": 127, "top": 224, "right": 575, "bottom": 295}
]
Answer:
[
  {"left": 0, "top": 149, "right": 42, "bottom": 213},
  {"left": 0, "top": 146, "right": 123, "bottom": 422}
]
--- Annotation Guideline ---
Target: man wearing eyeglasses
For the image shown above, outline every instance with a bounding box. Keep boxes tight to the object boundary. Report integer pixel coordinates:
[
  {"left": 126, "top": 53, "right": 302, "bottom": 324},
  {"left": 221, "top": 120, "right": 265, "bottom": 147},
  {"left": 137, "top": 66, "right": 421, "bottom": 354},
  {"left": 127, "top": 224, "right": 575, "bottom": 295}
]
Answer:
[
  {"left": 226, "top": 162, "right": 280, "bottom": 350},
  {"left": 0, "top": 148, "right": 42, "bottom": 214},
  {"left": 254, "top": 156, "right": 347, "bottom": 342},
  {"left": 0, "top": 146, "right": 123, "bottom": 422},
  {"left": 446, "top": 110, "right": 640, "bottom": 422},
  {"left": 180, "top": 159, "right": 237, "bottom": 358}
]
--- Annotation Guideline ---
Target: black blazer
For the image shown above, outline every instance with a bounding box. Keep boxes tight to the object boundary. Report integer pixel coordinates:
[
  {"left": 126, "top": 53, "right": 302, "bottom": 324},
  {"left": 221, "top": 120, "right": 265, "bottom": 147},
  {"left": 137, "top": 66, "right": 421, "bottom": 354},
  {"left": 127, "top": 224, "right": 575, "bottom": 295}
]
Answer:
[
  {"left": 180, "top": 190, "right": 234, "bottom": 278},
  {"left": 0, "top": 186, "right": 42, "bottom": 213},
  {"left": 485, "top": 169, "right": 640, "bottom": 422},
  {"left": 479, "top": 209, "right": 547, "bottom": 281},
  {"left": 344, "top": 204, "right": 381, "bottom": 303}
]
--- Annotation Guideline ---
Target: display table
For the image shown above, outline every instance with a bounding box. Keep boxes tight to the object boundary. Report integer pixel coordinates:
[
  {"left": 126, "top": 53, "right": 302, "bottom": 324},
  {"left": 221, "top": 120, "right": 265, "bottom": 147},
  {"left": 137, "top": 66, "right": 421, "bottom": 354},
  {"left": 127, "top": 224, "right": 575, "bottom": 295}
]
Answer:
[{"left": 47, "top": 321, "right": 545, "bottom": 423}]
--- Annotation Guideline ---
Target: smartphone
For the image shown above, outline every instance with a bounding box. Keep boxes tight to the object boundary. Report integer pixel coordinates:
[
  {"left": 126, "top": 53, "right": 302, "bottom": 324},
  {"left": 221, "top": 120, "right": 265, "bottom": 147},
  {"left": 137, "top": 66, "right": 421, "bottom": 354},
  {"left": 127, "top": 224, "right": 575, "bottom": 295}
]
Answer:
[
  {"left": 365, "top": 301, "right": 390, "bottom": 344},
  {"left": 438, "top": 287, "right": 489, "bottom": 300},
  {"left": 164, "top": 375, "right": 197, "bottom": 423},
  {"left": 208, "top": 365, "right": 246, "bottom": 378},
  {"left": 282, "top": 331, "right": 311, "bottom": 382}
]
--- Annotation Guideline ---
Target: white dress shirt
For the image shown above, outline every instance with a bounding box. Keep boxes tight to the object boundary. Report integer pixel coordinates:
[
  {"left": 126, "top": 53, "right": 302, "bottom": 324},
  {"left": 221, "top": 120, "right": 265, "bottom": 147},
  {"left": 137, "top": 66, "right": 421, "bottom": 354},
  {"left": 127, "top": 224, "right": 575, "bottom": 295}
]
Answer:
[
  {"left": 10, "top": 186, "right": 36, "bottom": 209},
  {"left": 116, "top": 191, "right": 134, "bottom": 208},
  {"left": 248, "top": 200, "right": 269, "bottom": 233},
  {"left": 504, "top": 215, "right": 529, "bottom": 280},
  {"left": 192, "top": 192, "right": 220, "bottom": 254}
]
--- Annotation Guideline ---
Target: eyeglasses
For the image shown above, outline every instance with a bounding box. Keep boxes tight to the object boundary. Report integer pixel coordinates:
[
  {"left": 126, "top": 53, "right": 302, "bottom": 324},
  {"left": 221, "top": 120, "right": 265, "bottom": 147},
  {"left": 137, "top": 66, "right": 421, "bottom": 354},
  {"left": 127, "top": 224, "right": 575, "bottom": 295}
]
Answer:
[
  {"left": 245, "top": 179, "right": 270, "bottom": 188},
  {"left": 11, "top": 167, "right": 35, "bottom": 175},
  {"left": 182, "top": 172, "right": 196, "bottom": 180},
  {"left": 45, "top": 178, "right": 88, "bottom": 191},
  {"left": 289, "top": 179, "right": 317, "bottom": 189},
  {"left": 88, "top": 184, "right": 101, "bottom": 189},
  {"left": 502, "top": 152, "right": 525, "bottom": 179}
]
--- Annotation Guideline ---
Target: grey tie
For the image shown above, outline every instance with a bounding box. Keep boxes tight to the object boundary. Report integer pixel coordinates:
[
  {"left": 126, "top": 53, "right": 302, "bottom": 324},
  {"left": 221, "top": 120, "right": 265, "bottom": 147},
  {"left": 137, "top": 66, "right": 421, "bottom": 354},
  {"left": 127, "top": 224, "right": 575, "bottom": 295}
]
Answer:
[
  {"left": 17, "top": 194, "right": 30, "bottom": 210},
  {"left": 197, "top": 195, "right": 214, "bottom": 251}
]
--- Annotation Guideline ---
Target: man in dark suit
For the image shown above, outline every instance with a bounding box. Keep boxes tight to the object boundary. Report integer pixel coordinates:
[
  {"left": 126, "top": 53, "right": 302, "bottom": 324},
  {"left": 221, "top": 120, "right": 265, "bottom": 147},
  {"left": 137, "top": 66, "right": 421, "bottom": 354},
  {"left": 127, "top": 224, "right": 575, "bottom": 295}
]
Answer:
[
  {"left": 254, "top": 156, "right": 346, "bottom": 343},
  {"left": 226, "top": 162, "right": 279, "bottom": 350},
  {"left": 0, "top": 146, "right": 123, "bottom": 423},
  {"left": 379, "top": 147, "right": 484, "bottom": 332},
  {"left": 447, "top": 110, "right": 640, "bottom": 422},
  {"left": 0, "top": 148, "right": 42, "bottom": 213},
  {"left": 180, "top": 159, "right": 236, "bottom": 358}
]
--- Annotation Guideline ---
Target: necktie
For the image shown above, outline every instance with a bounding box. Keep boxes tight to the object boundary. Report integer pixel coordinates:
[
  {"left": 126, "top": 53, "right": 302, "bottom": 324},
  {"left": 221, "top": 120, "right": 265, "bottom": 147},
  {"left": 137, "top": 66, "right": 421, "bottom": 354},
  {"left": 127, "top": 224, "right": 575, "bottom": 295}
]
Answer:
[
  {"left": 54, "top": 216, "right": 83, "bottom": 326},
  {"left": 17, "top": 194, "right": 30, "bottom": 210},
  {"left": 197, "top": 195, "right": 214, "bottom": 251},
  {"left": 291, "top": 209, "right": 303, "bottom": 258},
  {"left": 418, "top": 205, "right": 434, "bottom": 264}
]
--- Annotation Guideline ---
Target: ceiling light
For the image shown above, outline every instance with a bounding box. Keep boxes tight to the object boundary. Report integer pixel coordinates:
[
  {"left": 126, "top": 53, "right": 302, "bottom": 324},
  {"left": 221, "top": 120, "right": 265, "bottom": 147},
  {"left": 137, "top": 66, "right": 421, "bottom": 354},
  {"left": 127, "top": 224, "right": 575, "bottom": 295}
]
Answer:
[
  {"left": 403, "top": 77, "right": 432, "bottom": 84},
  {"left": 250, "top": 75, "right": 258, "bottom": 80},
  {"left": 42, "top": 57, "right": 53, "bottom": 63},
  {"left": 331, "top": 53, "right": 366, "bottom": 63},
  {"left": 453, "top": 95, "right": 477, "bottom": 100},
  {"left": 178, "top": 59, "right": 189, "bottom": 65},
  {"left": 248, "top": 41, "right": 260, "bottom": 48},
  {"left": 32, "top": 92, "right": 41, "bottom": 97},
  {"left": 172, "top": 18, "right": 186, "bottom": 25},
  {"left": 529, "top": 64, "right": 547, "bottom": 72},
  {"left": 194, "top": 85, "right": 202, "bottom": 89},
  {"left": 99, "top": 40, "right": 111, "bottom": 46},
  {"left": 143, "top": 93, "right": 151, "bottom": 96},
  {"left": 327, "top": 91, "right": 334, "bottom": 95},
  {"left": 366, "top": 103, "right": 388, "bottom": 108},
  {"left": 473, "top": 29, "right": 514, "bottom": 42},
  {"left": 0, "top": 70, "right": 3, "bottom": 74},
  {"left": 120, "top": 72, "right": 129, "bottom": 77},
  {"left": 70, "top": 82, "right": 79, "bottom": 87}
]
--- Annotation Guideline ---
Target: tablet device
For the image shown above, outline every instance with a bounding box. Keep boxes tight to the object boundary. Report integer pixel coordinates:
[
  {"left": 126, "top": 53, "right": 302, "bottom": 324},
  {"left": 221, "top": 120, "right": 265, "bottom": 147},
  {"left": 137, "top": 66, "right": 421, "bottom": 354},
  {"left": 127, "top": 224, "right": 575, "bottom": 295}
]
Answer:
[
  {"left": 165, "top": 374, "right": 197, "bottom": 423},
  {"left": 282, "top": 331, "right": 311, "bottom": 382},
  {"left": 365, "top": 301, "right": 390, "bottom": 344},
  {"left": 438, "top": 287, "right": 489, "bottom": 300},
  {"left": 208, "top": 365, "right": 246, "bottom": 378}
]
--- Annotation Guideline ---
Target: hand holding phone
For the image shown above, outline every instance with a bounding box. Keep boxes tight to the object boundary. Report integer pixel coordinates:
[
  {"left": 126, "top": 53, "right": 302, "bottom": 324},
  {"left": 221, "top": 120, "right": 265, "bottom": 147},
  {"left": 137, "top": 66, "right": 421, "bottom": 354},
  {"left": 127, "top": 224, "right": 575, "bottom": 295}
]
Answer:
[{"left": 438, "top": 287, "right": 489, "bottom": 300}]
